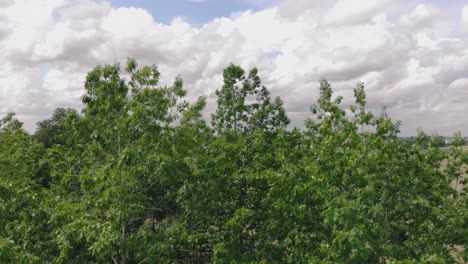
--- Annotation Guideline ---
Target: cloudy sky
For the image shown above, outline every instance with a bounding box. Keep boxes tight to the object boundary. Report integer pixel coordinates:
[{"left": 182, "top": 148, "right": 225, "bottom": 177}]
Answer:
[{"left": 1, "top": 0, "right": 468, "bottom": 136}]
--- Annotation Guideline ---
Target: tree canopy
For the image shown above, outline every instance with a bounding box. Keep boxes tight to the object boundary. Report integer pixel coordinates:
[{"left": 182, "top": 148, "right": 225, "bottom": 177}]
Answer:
[{"left": 0, "top": 59, "right": 467, "bottom": 263}]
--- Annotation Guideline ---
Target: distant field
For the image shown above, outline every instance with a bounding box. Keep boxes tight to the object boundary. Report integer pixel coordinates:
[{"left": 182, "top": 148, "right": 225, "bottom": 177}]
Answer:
[
  {"left": 440, "top": 146, "right": 468, "bottom": 193},
  {"left": 442, "top": 146, "right": 467, "bottom": 264},
  {"left": 439, "top": 146, "right": 468, "bottom": 152}
]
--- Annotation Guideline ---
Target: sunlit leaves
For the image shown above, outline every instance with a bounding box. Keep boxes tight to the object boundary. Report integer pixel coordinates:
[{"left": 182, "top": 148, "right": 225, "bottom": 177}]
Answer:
[
  {"left": 1, "top": 61, "right": 466, "bottom": 263},
  {"left": 212, "top": 64, "right": 289, "bottom": 134}
]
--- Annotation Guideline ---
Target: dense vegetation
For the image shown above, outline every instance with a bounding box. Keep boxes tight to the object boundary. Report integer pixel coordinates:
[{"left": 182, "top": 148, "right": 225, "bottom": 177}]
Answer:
[{"left": 1, "top": 59, "right": 467, "bottom": 263}]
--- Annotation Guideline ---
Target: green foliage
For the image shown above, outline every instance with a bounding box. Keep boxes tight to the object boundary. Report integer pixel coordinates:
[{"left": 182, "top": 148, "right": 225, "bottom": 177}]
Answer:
[
  {"left": 1, "top": 60, "right": 466, "bottom": 263},
  {"left": 211, "top": 64, "right": 289, "bottom": 134},
  {"left": 34, "top": 108, "right": 77, "bottom": 148},
  {"left": 0, "top": 114, "right": 57, "bottom": 263}
]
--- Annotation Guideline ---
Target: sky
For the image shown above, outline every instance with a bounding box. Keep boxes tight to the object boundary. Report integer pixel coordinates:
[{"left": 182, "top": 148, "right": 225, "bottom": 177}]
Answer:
[{"left": 1, "top": 0, "right": 468, "bottom": 136}]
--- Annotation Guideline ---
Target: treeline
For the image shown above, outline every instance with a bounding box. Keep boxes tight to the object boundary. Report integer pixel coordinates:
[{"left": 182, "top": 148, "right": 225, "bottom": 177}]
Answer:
[
  {"left": 400, "top": 136, "right": 466, "bottom": 148},
  {"left": 1, "top": 59, "right": 467, "bottom": 263}
]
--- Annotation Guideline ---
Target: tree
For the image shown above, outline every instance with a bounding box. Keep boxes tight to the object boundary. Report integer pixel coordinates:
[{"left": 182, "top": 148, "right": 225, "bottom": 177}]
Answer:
[
  {"left": 1, "top": 61, "right": 467, "bottom": 263},
  {"left": 34, "top": 108, "right": 77, "bottom": 148},
  {"left": 0, "top": 113, "right": 57, "bottom": 262},
  {"left": 211, "top": 64, "right": 289, "bottom": 134},
  {"left": 45, "top": 58, "right": 209, "bottom": 263}
]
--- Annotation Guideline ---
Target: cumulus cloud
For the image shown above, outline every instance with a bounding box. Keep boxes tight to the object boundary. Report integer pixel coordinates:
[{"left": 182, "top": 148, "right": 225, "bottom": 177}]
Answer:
[
  {"left": 324, "top": 0, "right": 393, "bottom": 26},
  {"left": 0, "top": 0, "right": 467, "bottom": 135},
  {"left": 398, "top": 4, "right": 442, "bottom": 31},
  {"left": 462, "top": 5, "right": 468, "bottom": 32}
]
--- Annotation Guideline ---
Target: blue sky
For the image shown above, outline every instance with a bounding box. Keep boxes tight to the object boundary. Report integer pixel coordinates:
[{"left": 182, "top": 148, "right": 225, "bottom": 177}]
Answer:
[
  {"left": 109, "top": 0, "right": 277, "bottom": 25},
  {"left": 108, "top": 0, "right": 466, "bottom": 25}
]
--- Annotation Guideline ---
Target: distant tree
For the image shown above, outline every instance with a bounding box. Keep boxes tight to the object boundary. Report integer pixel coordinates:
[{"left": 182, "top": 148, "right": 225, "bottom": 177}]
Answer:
[
  {"left": 435, "top": 136, "right": 447, "bottom": 147},
  {"left": 452, "top": 131, "right": 466, "bottom": 147},
  {"left": 34, "top": 108, "right": 77, "bottom": 148}
]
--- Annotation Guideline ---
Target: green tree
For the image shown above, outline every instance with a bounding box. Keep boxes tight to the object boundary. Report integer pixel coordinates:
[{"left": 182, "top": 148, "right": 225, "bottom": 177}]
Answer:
[
  {"left": 211, "top": 64, "right": 289, "bottom": 134},
  {"left": 34, "top": 108, "right": 77, "bottom": 148},
  {"left": 0, "top": 113, "right": 57, "bottom": 263},
  {"left": 1, "top": 61, "right": 467, "bottom": 263},
  {"left": 45, "top": 58, "right": 209, "bottom": 263}
]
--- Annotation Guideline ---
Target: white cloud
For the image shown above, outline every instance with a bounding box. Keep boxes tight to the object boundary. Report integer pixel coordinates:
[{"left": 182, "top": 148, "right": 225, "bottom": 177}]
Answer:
[
  {"left": 101, "top": 7, "right": 156, "bottom": 37},
  {"left": 462, "top": 5, "right": 468, "bottom": 32},
  {"left": 324, "top": 0, "right": 393, "bottom": 26},
  {"left": 399, "top": 4, "right": 442, "bottom": 31},
  {"left": 0, "top": 0, "right": 468, "bottom": 135}
]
